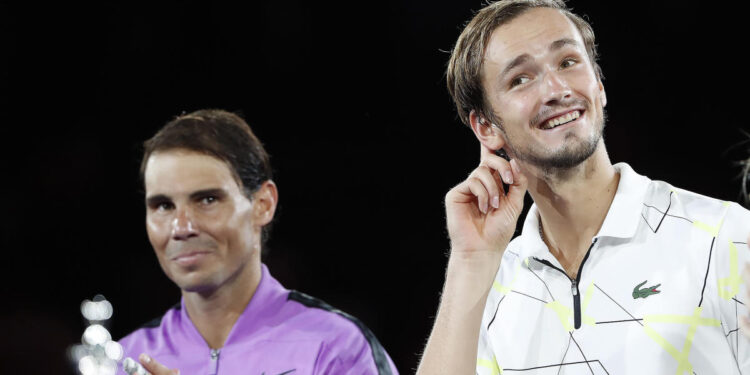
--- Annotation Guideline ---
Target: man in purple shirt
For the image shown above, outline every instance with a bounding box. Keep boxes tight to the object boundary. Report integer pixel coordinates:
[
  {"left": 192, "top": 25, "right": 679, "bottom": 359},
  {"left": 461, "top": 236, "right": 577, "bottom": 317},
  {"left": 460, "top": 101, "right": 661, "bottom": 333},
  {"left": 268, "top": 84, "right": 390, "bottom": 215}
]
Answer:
[{"left": 118, "top": 109, "right": 397, "bottom": 375}]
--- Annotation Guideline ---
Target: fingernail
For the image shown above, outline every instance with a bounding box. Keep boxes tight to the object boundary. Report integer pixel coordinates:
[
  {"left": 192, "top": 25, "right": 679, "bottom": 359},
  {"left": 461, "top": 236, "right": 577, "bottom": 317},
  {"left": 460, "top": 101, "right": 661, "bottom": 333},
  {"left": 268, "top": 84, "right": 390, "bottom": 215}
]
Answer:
[
  {"left": 502, "top": 171, "right": 513, "bottom": 184},
  {"left": 492, "top": 196, "right": 500, "bottom": 208},
  {"left": 139, "top": 353, "right": 151, "bottom": 363},
  {"left": 481, "top": 201, "right": 488, "bottom": 214}
]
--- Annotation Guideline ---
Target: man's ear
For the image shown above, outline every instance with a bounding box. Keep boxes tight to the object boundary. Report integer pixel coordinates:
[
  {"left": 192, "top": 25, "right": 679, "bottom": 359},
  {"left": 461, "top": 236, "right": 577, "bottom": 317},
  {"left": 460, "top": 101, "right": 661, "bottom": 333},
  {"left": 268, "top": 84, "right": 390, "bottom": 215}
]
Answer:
[
  {"left": 599, "top": 80, "right": 607, "bottom": 107},
  {"left": 252, "top": 180, "right": 278, "bottom": 226},
  {"left": 469, "top": 110, "right": 506, "bottom": 152}
]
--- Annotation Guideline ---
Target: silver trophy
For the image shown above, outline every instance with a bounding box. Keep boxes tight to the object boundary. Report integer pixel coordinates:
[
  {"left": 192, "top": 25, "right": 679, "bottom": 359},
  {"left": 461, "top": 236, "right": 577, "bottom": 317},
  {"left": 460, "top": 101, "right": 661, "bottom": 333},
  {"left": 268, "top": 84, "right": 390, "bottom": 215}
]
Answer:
[
  {"left": 122, "top": 357, "right": 151, "bottom": 375},
  {"left": 68, "top": 295, "right": 150, "bottom": 375}
]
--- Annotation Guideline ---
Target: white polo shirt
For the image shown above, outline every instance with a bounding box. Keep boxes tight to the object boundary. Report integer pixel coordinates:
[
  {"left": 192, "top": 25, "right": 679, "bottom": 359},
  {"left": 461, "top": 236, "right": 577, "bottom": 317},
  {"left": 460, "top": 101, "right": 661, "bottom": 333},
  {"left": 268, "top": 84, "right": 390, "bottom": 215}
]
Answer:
[{"left": 477, "top": 163, "right": 750, "bottom": 374}]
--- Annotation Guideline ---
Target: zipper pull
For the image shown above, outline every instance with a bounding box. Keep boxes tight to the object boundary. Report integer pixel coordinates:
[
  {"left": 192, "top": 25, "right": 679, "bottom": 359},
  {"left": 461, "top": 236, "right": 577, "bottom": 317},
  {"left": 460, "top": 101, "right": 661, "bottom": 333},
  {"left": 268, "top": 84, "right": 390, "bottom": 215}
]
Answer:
[
  {"left": 209, "top": 348, "right": 221, "bottom": 375},
  {"left": 571, "top": 280, "right": 578, "bottom": 296}
]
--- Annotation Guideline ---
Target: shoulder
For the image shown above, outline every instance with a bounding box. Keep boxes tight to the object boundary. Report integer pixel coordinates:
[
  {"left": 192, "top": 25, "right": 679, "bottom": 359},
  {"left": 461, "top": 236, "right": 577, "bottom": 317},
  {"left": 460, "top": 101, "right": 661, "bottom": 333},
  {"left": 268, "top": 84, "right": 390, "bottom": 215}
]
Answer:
[
  {"left": 117, "top": 303, "right": 180, "bottom": 358},
  {"left": 284, "top": 290, "right": 396, "bottom": 374},
  {"left": 646, "top": 178, "right": 718, "bottom": 213},
  {"left": 284, "top": 291, "right": 385, "bottom": 355},
  {"left": 647, "top": 180, "right": 749, "bottom": 231}
]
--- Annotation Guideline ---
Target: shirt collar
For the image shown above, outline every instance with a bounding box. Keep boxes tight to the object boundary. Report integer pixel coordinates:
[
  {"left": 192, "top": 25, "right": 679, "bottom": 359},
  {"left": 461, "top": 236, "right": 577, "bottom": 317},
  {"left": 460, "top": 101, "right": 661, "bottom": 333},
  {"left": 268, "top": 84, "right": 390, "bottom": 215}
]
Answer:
[
  {"left": 179, "top": 263, "right": 288, "bottom": 347},
  {"left": 517, "top": 162, "right": 650, "bottom": 261},
  {"left": 225, "top": 263, "right": 287, "bottom": 345},
  {"left": 518, "top": 203, "right": 546, "bottom": 261},
  {"left": 597, "top": 162, "right": 650, "bottom": 239}
]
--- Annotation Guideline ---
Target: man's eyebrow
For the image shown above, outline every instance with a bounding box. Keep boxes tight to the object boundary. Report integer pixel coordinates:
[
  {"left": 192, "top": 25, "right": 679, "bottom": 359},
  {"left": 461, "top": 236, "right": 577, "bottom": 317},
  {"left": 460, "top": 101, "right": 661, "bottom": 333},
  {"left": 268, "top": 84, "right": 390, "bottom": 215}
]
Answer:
[
  {"left": 549, "top": 38, "right": 580, "bottom": 52},
  {"left": 500, "top": 54, "right": 532, "bottom": 79},
  {"left": 145, "top": 194, "right": 170, "bottom": 206},
  {"left": 189, "top": 188, "right": 227, "bottom": 200},
  {"left": 499, "top": 38, "right": 581, "bottom": 80}
]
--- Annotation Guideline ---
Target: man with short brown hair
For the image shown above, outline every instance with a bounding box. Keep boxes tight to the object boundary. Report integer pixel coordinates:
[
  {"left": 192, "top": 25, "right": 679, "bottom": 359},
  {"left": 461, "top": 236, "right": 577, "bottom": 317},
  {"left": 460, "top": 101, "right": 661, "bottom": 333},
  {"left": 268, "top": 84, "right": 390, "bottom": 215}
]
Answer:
[
  {"left": 118, "top": 109, "right": 398, "bottom": 375},
  {"left": 418, "top": 1, "right": 750, "bottom": 374}
]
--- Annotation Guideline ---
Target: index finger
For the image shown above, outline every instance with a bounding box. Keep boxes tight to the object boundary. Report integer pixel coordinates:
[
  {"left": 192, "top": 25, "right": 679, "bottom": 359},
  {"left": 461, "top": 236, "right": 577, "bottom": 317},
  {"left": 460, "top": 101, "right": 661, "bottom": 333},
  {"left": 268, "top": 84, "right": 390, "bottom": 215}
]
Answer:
[{"left": 139, "top": 354, "right": 179, "bottom": 375}]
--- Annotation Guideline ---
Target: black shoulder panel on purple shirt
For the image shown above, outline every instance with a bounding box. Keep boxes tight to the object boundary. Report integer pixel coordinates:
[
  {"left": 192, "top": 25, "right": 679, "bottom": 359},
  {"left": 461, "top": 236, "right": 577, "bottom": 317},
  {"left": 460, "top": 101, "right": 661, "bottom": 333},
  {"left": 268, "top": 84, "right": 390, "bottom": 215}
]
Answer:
[{"left": 287, "top": 290, "right": 393, "bottom": 375}]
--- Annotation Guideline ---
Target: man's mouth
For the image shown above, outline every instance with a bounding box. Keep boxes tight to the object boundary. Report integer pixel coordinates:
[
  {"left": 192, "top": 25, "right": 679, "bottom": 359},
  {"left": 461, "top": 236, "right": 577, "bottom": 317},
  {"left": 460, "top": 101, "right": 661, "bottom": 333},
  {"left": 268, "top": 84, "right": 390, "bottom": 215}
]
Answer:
[
  {"left": 539, "top": 110, "right": 582, "bottom": 130},
  {"left": 172, "top": 251, "right": 211, "bottom": 266}
]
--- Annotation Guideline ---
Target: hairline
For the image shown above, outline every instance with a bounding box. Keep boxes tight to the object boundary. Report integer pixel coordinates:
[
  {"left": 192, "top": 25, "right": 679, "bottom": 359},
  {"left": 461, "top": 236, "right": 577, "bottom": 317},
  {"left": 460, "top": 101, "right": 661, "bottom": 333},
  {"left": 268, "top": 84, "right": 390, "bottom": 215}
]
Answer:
[{"left": 141, "top": 146, "right": 260, "bottom": 201}]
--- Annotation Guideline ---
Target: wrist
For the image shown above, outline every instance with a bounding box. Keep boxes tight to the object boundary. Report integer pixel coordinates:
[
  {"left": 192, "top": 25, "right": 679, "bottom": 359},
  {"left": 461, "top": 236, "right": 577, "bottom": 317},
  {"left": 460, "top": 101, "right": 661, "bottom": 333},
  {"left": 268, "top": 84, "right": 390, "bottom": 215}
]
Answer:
[
  {"left": 446, "top": 250, "right": 503, "bottom": 289},
  {"left": 448, "top": 245, "right": 504, "bottom": 270},
  {"left": 437, "top": 252, "right": 502, "bottom": 319}
]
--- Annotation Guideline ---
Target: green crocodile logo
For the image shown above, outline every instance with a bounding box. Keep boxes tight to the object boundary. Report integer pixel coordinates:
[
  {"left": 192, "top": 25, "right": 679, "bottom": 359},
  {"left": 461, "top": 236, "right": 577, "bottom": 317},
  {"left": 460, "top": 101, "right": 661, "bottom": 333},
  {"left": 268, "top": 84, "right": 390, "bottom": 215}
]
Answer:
[{"left": 633, "top": 280, "right": 661, "bottom": 299}]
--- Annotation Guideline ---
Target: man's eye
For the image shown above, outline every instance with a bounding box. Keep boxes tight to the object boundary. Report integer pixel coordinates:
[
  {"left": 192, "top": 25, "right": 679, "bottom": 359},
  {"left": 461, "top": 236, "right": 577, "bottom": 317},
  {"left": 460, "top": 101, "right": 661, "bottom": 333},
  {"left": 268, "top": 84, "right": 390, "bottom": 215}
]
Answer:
[
  {"left": 510, "top": 75, "right": 530, "bottom": 87},
  {"left": 201, "top": 196, "right": 217, "bottom": 205},
  {"left": 156, "top": 202, "right": 174, "bottom": 211},
  {"left": 560, "top": 58, "right": 577, "bottom": 69}
]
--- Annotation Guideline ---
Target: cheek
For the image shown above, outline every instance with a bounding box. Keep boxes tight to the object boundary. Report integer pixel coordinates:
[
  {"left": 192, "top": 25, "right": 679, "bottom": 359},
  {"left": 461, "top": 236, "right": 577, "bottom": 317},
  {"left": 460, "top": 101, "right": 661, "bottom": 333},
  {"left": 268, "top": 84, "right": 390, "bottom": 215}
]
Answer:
[
  {"left": 572, "top": 72, "right": 601, "bottom": 99},
  {"left": 504, "top": 95, "right": 534, "bottom": 125},
  {"left": 233, "top": 210, "right": 257, "bottom": 240},
  {"left": 146, "top": 216, "right": 170, "bottom": 251},
  {"left": 202, "top": 208, "right": 249, "bottom": 246},
  {"left": 226, "top": 209, "right": 259, "bottom": 249},
  {"left": 519, "top": 94, "right": 536, "bottom": 115}
]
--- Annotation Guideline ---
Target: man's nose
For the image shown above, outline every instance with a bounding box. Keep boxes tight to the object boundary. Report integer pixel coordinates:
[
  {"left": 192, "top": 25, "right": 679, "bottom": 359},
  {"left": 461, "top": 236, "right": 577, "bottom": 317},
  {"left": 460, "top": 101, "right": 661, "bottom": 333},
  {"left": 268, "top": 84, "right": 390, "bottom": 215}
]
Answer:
[
  {"left": 171, "top": 208, "right": 198, "bottom": 240},
  {"left": 540, "top": 70, "right": 571, "bottom": 104}
]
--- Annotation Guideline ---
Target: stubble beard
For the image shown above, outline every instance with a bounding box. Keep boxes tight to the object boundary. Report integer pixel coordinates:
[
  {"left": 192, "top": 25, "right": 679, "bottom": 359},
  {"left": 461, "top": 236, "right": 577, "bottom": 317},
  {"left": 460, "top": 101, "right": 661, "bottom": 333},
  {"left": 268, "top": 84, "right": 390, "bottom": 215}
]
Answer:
[{"left": 498, "top": 108, "right": 606, "bottom": 174}]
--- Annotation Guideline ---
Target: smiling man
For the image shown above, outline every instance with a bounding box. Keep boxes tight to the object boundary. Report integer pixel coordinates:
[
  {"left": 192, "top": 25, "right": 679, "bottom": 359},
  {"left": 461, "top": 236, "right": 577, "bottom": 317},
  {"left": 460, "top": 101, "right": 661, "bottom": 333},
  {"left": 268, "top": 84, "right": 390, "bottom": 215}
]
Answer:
[
  {"left": 417, "top": 1, "right": 750, "bottom": 374},
  {"left": 117, "top": 109, "right": 397, "bottom": 375}
]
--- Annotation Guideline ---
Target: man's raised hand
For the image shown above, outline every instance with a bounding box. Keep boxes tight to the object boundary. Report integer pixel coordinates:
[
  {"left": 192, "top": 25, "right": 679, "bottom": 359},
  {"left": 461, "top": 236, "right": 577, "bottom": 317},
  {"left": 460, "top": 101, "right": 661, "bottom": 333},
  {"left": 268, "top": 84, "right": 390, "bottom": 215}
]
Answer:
[
  {"left": 445, "top": 145, "right": 528, "bottom": 259},
  {"left": 416, "top": 146, "right": 528, "bottom": 375}
]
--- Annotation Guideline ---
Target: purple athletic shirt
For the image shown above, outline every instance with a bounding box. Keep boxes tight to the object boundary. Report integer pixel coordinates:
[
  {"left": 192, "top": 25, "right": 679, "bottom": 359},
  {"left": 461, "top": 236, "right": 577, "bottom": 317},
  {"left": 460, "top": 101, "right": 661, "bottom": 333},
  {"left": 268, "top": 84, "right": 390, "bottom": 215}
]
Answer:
[{"left": 117, "top": 264, "right": 398, "bottom": 375}]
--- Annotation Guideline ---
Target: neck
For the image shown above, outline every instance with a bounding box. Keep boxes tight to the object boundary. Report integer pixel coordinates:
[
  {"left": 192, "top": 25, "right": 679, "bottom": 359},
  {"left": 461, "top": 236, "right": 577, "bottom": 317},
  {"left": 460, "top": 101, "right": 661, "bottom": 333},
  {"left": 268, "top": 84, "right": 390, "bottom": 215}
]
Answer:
[
  {"left": 523, "top": 144, "right": 618, "bottom": 278},
  {"left": 182, "top": 258, "right": 262, "bottom": 349}
]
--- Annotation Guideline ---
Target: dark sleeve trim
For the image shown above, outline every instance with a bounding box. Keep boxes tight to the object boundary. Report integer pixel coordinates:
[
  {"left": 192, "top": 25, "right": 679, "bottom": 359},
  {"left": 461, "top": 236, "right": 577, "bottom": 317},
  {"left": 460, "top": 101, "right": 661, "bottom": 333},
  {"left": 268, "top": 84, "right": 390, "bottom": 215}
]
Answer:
[
  {"left": 140, "top": 302, "right": 181, "bottom": 329},
  {"left": 287, "top": 290, "right": 393, "bottom": 375}
]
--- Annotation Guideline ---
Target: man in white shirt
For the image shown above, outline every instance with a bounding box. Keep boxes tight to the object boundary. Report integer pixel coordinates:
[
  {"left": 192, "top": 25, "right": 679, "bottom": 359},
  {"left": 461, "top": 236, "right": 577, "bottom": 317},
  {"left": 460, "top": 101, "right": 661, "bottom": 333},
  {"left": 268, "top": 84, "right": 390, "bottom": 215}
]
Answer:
[{"left": 417, "top": 1, "right": 750, "bottom": 374}]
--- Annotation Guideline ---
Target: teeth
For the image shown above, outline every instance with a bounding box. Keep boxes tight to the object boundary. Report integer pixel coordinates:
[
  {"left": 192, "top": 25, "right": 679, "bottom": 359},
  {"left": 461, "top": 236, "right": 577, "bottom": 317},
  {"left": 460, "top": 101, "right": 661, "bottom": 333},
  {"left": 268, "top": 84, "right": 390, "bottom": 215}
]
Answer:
[{"left": 542, "top": 110, "right": 580, "bottom": 129}]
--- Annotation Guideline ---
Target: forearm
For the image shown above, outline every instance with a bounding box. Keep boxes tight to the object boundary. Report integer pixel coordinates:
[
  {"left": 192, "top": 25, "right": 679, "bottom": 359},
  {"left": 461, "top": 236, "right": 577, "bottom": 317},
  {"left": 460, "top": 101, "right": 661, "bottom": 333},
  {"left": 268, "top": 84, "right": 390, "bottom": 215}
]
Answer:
[{"left": 417, "top": 251, "right": 502, "bottom": 375}]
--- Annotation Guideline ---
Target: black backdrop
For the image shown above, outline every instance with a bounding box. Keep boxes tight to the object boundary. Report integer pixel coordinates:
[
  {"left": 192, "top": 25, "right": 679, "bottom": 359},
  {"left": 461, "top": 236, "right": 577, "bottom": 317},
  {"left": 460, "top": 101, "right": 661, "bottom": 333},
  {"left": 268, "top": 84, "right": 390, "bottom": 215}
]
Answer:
[{"left": 1, "top": 1, "right": 748, "bottom": 373}]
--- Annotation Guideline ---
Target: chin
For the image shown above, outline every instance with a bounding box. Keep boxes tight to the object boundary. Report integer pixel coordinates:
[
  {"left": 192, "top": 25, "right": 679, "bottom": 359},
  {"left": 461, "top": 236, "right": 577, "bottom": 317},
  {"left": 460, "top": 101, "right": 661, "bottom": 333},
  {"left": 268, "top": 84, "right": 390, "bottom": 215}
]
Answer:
[
  {"left": 170, "top": 272, "right": 220, "bottom": 294},
  {"left": 519, "top": 138, "right": 598, "bottom": 171},
  {"left": 179, "top": 281, "right": 221, "bottom": 294},
  {"left": 550, "top": 142, "right": 599, "bottom": 168}
]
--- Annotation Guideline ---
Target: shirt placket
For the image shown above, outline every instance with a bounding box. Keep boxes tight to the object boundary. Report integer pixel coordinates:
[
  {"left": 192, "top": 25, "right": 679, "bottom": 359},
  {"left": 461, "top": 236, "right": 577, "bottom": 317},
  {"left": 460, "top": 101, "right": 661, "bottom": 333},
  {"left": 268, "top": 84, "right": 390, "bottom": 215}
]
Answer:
[{"left": 208, "top": 348, "right": 220, "bottom": 375}]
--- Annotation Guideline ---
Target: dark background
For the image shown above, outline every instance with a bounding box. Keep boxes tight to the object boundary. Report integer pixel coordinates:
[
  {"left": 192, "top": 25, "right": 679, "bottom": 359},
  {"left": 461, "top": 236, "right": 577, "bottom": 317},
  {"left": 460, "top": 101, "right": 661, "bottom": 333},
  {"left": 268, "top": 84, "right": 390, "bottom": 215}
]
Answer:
[{"left": 1, "top": 1, "right": 748, "bottom": 373}]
